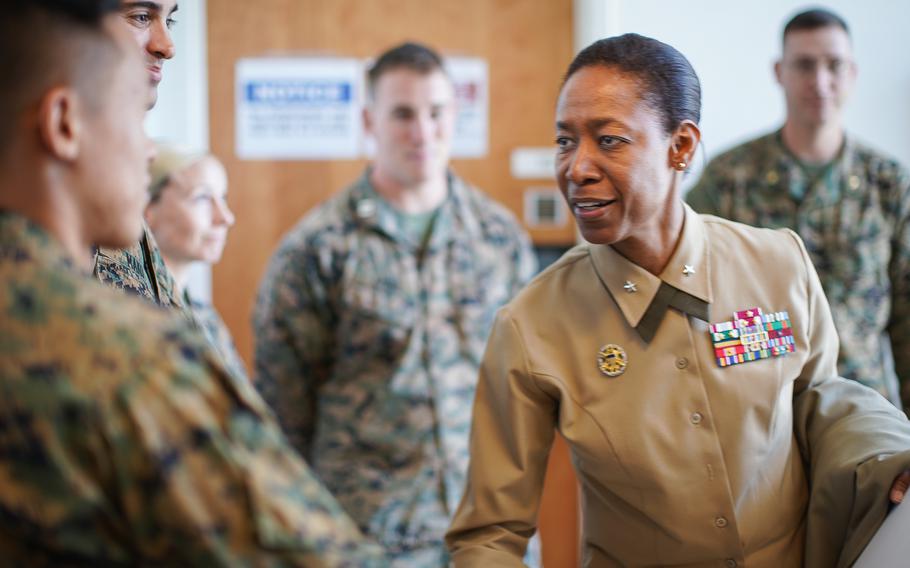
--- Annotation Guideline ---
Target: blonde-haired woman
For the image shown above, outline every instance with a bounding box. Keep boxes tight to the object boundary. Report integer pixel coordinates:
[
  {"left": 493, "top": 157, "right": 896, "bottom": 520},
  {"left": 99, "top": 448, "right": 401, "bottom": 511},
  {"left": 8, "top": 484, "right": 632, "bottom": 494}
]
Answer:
[{"left": 145, "top": 145, "right": 246, "bottom": 377}]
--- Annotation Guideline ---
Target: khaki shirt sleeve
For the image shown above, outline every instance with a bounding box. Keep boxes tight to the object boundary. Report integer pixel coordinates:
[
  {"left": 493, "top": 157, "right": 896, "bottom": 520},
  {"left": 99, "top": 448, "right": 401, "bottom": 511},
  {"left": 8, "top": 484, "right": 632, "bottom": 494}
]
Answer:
[
  {"left": 446, "top": 309, "right": 557, "bottom": 566},
  {"left": 785, "top": 228, "right": 841, "bottom": 396},
  {"left": 788, "top": 229, "right": 910, "bottom": 567}
]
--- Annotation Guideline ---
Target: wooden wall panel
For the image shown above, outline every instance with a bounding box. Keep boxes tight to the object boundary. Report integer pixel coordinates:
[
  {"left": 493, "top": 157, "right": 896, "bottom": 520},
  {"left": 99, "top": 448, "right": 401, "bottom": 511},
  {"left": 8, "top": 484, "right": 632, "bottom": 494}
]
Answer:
[{"left": 208, "top": 2, "right": 578, "bottom": 566}]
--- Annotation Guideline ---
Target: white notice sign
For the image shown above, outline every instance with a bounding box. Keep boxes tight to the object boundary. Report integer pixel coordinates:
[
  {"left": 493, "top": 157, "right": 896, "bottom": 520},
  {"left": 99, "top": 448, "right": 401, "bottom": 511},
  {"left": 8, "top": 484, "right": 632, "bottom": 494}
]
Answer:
[
  {"left": 235, "top": 58, "right": 363, "bottom": 160},
  {"left": 446, "top": 57, "right": 489, "bottom": 159}
]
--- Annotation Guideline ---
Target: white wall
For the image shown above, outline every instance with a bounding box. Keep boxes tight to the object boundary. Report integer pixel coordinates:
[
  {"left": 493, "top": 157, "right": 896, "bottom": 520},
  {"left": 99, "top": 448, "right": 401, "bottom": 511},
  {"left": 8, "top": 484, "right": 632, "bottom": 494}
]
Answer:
[
  {"left": 574, "top": 0, "right": 910, "bottom": 188},
  {"left": 145, "top": 0, "right": 208, "bottom": 151},
  {"left": 145, "top": 0, "right": 212, "bottom": 300}
]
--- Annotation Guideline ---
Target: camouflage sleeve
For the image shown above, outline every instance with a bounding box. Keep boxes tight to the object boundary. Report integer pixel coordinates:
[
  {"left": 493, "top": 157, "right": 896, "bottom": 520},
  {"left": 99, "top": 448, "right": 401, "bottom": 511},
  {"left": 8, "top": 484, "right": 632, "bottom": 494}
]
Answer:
[
  {"left": 887, "top": 164, "right": 910, "bottom": 410},
  {"left": 103, "top": 325, "right": 385, "bottom": 566},
  {"left": 684, "top": 161, "right": 725, "bottom": 216},
  {"left": 253, "top": 238, "right": 335, "bottom": 457},
  {"left": 513, "top": 226, "right": 538, "bottom": 293}
]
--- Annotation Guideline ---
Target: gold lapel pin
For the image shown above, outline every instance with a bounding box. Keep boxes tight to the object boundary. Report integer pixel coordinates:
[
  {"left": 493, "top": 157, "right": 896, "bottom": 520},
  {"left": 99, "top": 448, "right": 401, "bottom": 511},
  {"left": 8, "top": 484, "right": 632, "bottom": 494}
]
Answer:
[{"left": 598, "top": 343, "right": 628, "bottom": 377}]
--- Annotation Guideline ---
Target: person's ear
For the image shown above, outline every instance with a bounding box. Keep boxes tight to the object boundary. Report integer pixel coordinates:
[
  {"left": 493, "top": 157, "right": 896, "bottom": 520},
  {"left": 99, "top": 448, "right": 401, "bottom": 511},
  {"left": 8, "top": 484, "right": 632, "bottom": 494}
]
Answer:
[
  {"left": 774, "top": 59, "right": 783, "bottom": 85},
  {"left": 848, "top": 59, "right": 858, "bottom": 84},
  {"left": 668, "top": 120, "right": 700, "bottom": 172},
  {"left": 37, "top": 86, "right": 82, "bottom": 162}
]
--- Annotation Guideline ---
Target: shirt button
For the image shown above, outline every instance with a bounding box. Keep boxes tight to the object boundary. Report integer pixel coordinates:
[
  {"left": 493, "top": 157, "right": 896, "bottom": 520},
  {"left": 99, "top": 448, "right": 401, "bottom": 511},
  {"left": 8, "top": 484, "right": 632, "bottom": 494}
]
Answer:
[
  {"left": 690, "top": 412, "right": 703, "bottom": 425},
  {"left": 714, "top": 516, "right": 728, "bottom": 528},
  {"left": 725, "top": 559, "right": 737, "bottom": 568},
  {"left": 675, "top": 357, "right": 688, "bottom": 369}
]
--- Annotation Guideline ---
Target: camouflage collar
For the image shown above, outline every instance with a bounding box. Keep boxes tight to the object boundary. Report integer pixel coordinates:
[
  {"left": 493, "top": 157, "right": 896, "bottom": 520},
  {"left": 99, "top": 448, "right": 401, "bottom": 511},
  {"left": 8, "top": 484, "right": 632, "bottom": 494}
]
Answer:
[
  {"left": 771, "top": 128, "right": 859, "bottom": 202},
  {"left": 345, "top": 169, "right": 482, "bottom": 250}
]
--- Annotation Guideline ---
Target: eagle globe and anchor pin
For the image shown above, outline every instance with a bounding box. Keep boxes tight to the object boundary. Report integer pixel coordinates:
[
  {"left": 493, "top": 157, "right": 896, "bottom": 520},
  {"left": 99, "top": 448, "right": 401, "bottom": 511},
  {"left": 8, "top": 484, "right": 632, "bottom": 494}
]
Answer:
[{"left": 598, "top": 343, "right": 628, "bottom": 377}]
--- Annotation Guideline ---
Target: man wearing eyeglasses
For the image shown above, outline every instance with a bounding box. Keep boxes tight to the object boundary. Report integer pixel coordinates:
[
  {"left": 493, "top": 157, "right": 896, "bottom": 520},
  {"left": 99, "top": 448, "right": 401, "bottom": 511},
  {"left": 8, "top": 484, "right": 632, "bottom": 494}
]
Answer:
[{"left": 687, "top": 8, "right": 910, "bottom": 412}]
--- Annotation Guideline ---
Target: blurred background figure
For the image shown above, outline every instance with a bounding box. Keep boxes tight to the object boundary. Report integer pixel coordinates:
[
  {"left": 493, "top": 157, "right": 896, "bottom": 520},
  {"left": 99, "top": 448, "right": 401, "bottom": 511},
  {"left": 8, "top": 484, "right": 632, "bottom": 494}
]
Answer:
[
  {"left": 687, "top": 8, "right": 910, "bottom": 410},
  {"left": 145, "top": 146, "right": 246, "bottom": 376},
  {"left": 254, "top": 42, "right": 536, "bottom": 567}
]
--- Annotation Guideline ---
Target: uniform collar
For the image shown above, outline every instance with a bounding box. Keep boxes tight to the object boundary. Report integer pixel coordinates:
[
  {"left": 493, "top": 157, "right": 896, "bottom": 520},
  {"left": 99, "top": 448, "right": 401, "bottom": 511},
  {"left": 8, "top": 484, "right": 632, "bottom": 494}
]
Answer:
[
  {"left": 771, "top": 128, "right": 859, "bottom": 202},
  {"left": 346, "top": 168, "right": 481, "bottom": 249},
  {"left": 773, "top": 126, "right": 854, "bottom": 159},
  {"left": 588, "top": 203, "right": 712, "bottom": 329}
]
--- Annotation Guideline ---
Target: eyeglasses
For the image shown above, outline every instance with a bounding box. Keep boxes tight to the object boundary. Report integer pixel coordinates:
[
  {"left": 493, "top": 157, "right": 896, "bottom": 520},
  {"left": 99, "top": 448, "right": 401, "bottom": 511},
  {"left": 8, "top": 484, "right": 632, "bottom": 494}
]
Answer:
[{"left": 784, "top": 56, "right": 853, "bottom": 76}]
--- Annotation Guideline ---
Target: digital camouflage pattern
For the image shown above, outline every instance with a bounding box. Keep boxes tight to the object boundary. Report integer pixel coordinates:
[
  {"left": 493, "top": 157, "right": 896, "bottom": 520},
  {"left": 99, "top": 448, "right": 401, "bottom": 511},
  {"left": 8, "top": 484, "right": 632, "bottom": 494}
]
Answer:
[
  {"left": 0, "top": 211, "right": 387, "bottom": 567},
  {"left": 94, "top": 221, "right": 183, "bottom": 311},
  {"left": 687, "top": 130, "right": 910, "bottom": 410},
  {"left": 186, "top": 288, "right": 249, "bottom": 380},
  {"left": 95, "top": 223, "right": 253, "bottom": 383},
  {"left": 254, "top": 171, "right": 536, "bottom": 566}
]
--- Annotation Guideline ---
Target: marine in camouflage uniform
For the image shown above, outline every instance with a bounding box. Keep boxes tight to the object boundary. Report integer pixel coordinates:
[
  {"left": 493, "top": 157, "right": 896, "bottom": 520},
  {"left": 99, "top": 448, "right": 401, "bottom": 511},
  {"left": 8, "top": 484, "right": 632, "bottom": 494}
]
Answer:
[
  {"left": 185, "top": 288, "right": 248, "bottom": 379},
  {"left": 95, "top": 221, "right": 254, "bottom": 384},
  {"left": 254, "top": 171, "right": 536, "bottom": 565},
  {"left": 687, "top": 130, "right": 910, "bottom": 409},
  {"left": 0, "top": 210, "right": 387, "bottom": 567},
  {"left": 94, "top": 221, "right": 185, "bottom": 311}
]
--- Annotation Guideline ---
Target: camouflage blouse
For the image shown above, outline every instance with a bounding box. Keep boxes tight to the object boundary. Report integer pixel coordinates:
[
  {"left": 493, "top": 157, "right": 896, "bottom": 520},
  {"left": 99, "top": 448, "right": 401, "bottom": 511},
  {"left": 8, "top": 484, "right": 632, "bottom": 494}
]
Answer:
[
  {"left": 0, "top": 211, "right": 386, "bottom": 567},
  {"left": 254, "top": 172, "right": 536, "bottom": 566}
]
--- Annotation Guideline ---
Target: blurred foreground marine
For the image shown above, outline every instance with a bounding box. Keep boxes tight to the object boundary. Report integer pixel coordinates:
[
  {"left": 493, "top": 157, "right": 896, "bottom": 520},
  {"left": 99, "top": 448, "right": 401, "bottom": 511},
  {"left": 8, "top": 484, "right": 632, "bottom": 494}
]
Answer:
[
  {"left": 0, "top": 1, "right": 385, "bottom": 565},
  {"left": 687, "top": 8, "right": 910, "bottom": 409}
]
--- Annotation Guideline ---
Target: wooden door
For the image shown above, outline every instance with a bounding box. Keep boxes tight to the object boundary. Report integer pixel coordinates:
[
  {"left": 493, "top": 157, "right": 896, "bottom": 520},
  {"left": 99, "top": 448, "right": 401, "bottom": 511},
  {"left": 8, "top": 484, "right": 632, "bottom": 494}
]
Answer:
[{"left": 207, "top": 1, "right": 579, "bottom": 565}]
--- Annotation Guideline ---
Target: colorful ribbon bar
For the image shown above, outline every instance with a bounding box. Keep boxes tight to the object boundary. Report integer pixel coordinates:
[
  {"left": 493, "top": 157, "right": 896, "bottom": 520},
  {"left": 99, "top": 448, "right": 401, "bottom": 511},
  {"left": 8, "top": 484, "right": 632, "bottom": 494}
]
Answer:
[{"left": 709, "top": 307, "right": 795, "bottom": 368}]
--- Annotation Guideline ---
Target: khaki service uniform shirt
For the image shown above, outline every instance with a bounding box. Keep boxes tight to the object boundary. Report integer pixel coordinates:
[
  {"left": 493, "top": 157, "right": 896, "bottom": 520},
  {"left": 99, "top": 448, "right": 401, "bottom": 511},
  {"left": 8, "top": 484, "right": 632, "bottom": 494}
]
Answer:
[{"left": 447, "top": 205, "right": 910, "bottom": 567}]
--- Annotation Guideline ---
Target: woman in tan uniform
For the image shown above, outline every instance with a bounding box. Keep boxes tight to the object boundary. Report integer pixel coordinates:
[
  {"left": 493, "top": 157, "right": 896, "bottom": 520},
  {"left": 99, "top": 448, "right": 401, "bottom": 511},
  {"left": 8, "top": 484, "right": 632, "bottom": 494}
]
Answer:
[{"left": 446, "top": 34, "right": 910, "bottom": 567}]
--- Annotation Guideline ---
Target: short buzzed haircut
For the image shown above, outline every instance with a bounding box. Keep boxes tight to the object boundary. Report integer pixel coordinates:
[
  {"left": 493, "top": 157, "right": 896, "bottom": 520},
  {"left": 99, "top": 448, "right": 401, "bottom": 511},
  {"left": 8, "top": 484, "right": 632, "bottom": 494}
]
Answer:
[
  {"left": 783, "top": 8, "right": 850, "bottom": 44},
  {"left": 366, "top": 42, "right": 448, "bottom": 99},
  {"left": 0, "top": 0, "right": 122, "bottom": 155}
]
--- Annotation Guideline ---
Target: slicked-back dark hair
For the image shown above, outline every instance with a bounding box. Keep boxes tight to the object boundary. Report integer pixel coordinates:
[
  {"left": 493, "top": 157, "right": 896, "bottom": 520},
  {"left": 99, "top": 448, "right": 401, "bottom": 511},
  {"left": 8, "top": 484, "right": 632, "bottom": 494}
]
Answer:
[
  {"left": 0, "top": 0, "right": 121, "bottom": 154},
  {"left": 783, "top": 8, "right": 850, "bottom": 44},
  {"left": 366, "top": 42, "right": 448, "bottom": 98},
  {"left": 563, "top": 33, "right": 701, "bottom": 135}
]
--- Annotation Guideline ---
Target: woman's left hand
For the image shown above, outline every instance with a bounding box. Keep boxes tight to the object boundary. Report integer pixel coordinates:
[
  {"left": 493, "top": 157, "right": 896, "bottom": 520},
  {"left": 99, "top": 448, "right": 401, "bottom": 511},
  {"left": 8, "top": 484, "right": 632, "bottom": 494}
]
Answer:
[{"left": 890, "top": 470, "right": 910, "bottom": 504}]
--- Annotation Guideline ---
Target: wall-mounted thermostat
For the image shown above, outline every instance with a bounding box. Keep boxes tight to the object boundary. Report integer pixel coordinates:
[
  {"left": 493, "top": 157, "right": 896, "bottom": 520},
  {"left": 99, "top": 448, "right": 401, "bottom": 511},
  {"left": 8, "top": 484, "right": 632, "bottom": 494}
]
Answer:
[{"left": 523, "top": 187, "right": 567, "bottom": 228}]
